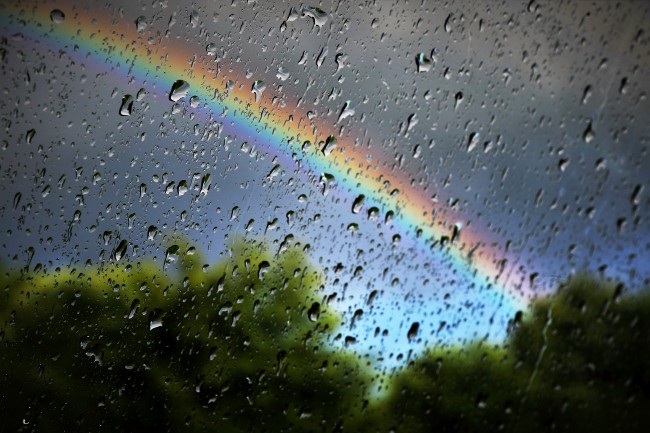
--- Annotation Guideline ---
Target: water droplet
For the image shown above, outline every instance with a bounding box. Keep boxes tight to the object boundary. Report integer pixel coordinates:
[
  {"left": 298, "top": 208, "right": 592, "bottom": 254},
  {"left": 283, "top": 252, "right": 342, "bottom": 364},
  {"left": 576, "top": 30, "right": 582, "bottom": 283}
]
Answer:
[
  {"left": 415, "top": 53, "right": 432, "bottom": 72},
  {"left": 302, "top": 6, "right": 328, "bottom": 28},
  {"left": 451, "top": 223, "right": 462, "bottom": 243},
  {"left": 444, "top": 13, "right": 453, "bottom": 33},
  {"left": 164, "top": 245, "right": 179, "bottom": 269},
  {"left": 582, "top": 85, "right": 592, "bottom": 105},
  {"left": 147, "top": 225, "right": 158, "bottom": 240},
  {"left": 136, "top": 88, "right": 147, "bottom": 101},
  {"left": 406, "top": 113, "right": 418, "bottom": 134},
  {"left": 316, "top": 47, "right": 328, "bottom": 69},
  {"left": 26, "top": 129, "right": 35, "bottom": 144},
  {"left": 50, "top": 9, "right": 65, "bottom": 24},
  {"left": 113, "top": 239, "right": 128, "bottom": 261},
  {"left": 13, "top": 192, "right": 21, "bottom": 209},
  {"left": 308, "top": 302, "right": 320, "bottom": 322},
  {"left": 119, "top": 94, "right": 134, "bottom": 116},
  {"left": 583, "top": 122, "right": 595, "bottom": 143},
  {"left": 619, "top": 77, "right": 628, "bottom": 95},
  {"left": 252, "top": 80, "right": 266, "bottom": 102},
  {"left": 320, "top": 173, "right": 335, "bottom": 196},
  {"left": 631, "top": 184, "right": 643, "bottom": 206},
  {"left": 206, "top": 43, "right": 217, "bottom": 56},
  {"left": 367, "top": 207, "right": 379, "bottom": 221},
  {"left": 267, "top": 164, "right": 281, "bottom": 181},
  {"left": 128, "top": 299, "right": 140, "bottom": 319},
  {"left": 467, "top": 132, "right": 480, "bottom": 152},
  {"left": 287, "top": 7, "right": 300, "bottom": 22},
  {"left": 276, "top": 67, "right": 290, "bottom": 81},
  {"left": 169, "top": 80, "right": 190, "bottom": 102},
  {"left": 352, "top": 195, "right": 365, "bottom": 214},
  {"left": 335, "top": 53, "right": 348, "bottom": 73},
  {"left": 230, "top": 206, "right": 240, "bottom": 221},
  {"left": 321, "top": 135, "right": 337, "bottom": 156},
  {"left": 149, "top": 309, "right": 164, "bottom": 330},
  {"left": 413, "top": 144, "right": 422, "bottom": 158},
  {"left": 558, "top": 158, "right": 570, "bottom": 172},
  {"left": 177, "top": 180, "right": 188, "bottom": 196},
  {"left": 135, "top": 16, "right": 147, "bottom": 32},
  {"left": 189, "top": 95, "right": 200, "bottom": 108},
  {"left": 190, "top": 10, "right": 199, "bottom": 28},
  {"left": 407, "top": 322, "right": 419, "bottom": 341},
  {"left": 258, "top": 261, "right": 270, "bottom": 280},
  {"left": 200, "top": 173, "right": 211, "bottom": 196},
  {"left": 337, "top": 101, "right": 355, "bottom": 123},
  {"left": 454, "top": 91, "right": 464, "bottom": 109}
]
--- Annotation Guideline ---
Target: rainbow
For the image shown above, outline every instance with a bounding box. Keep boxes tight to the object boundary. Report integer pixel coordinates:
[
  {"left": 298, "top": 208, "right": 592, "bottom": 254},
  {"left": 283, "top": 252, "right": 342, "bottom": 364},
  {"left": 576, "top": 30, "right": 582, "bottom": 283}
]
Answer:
[{"left": 0, "top": 1, "right": 534, "bottom": 313}]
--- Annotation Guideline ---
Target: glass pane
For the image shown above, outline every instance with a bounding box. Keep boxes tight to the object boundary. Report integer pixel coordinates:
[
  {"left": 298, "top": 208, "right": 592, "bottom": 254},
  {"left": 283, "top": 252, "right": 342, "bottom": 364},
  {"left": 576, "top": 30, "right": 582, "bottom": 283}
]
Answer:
[{"left": 1, "top": 1, "right": 648, "bottom": 431}]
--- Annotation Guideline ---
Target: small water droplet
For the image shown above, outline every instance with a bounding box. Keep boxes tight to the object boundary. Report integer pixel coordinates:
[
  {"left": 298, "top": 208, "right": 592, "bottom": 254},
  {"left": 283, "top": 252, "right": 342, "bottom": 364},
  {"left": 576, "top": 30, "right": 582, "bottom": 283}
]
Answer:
[
  {"left": 169, "top": 80, "right": 190, "bottom": 102},
  {"left": 276, "top": 67, "right": 290, "bottom": 81},
  {"left": 251, "top": 80, "right": 266, "bottom": 102},
  {"left": 407, "top": 322, "right": 419, "bottom": 341},
  {"left": 337, "top": 101, "right": 355, "bottom": 123},
  {"left": 177, "top": 180, "right": 188, "bottom": 196},
  {"left": 128, "top": 299, "right": 140, "bottom": 319},
  {"left": 316, "top": 47, "right": 328, "bottom": 69},
  {"left": 321, "top": 135, "right": 337, "bottom": 156},
  {"left": 13, "top": 192, "right": 21, "bottom": 209},
  {"left": 367, "top": 207, "right": 379, "bottom": 221},
  {"left": 50, "top": 9, "right": 65, "bottom": 24},
  {"left": 200, "top": 173, "right": 211, "bottom": 196},
  {"left": 415, "top": 53, "right": 432, "bottom": 72},
  {"left": 135, "top": 16, "right": 147, "bottom": 32},
  {"left": 26, "top": 129, "right": 35, "bottom": 144},
  {"left": 136, "top": 88, "right": 147, "bottom": 101},
  {"left": 147, "top": 225, "right": 158, "bottom": 240},
  {"left": 558, "top": 158, "right": 570, "bottom": 172},
  {"left": 467, "top": 132, "right": 480, "bottom": 152},
  {"left": 582, "top": 85, "right": 592, "bottom": 105},
  {"left": 206, "top": 43, "right": 217, "bottom": 56},
  {"left": 287, "top": 7, "right": 300, "bottom": 22},
  {"left": 454, "top": 91, "right": 464, "bottom": 109},
  {"left": 302, "top": 6, "right": 328, "bottom": 28},
  {"left": 308, "top": 302, "right": 321, "bottom": 322},
  {"left": 352, "top": 195, "right": 365, "bottom": 214},
  {"left": 444, "top": 13, "right": 453, "bottom": 33},
  {"left": 119, "top": 94, "right": 134, "bottom": 116},
  {"left": 267, "top": 164, "right": 281, "bottom": 181},
  {"left": 406, "top": 113, "right": 418, "bottom": 134},
  {"left": 583, "top": 122, "right": 595, "bottom": 143},
  {"left": 113, "top": 239, "right": 128, "bottom": 261},
  {"left": 413, "top": 144, "right": 422, "bottom": 158},
  {"left": 258, "top": 261, "right": 270, "bottom": 280}
]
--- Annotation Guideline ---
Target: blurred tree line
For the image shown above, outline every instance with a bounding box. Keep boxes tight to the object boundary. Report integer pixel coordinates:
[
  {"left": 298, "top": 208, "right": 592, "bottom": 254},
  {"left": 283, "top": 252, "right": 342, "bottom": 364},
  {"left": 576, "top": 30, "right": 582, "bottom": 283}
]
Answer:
[{"left": 1, "top": 240, "right": 648, "bottom": 432}]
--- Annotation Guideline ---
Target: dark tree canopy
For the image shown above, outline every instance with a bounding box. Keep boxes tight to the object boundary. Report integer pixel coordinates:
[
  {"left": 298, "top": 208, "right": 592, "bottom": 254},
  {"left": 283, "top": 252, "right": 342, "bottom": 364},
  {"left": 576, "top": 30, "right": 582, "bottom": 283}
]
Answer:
[{"left": 1, "top": 244, "right": 648, "bottom": 433}]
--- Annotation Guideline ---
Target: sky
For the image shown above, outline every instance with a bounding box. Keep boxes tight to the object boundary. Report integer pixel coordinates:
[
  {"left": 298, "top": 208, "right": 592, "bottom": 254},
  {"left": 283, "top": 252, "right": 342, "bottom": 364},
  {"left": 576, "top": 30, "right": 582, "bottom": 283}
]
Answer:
[{"left": 0, "top": 0, "right": 649, "bottom": 368}]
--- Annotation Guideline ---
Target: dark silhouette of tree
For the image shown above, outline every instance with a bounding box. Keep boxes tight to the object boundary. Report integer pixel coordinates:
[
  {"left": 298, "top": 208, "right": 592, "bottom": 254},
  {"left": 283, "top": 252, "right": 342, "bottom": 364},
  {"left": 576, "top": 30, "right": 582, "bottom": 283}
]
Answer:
[
  {"left": 375, "top": 275, "right": 650, "bottom": 433},
  {"left": 0, "top": 239, "right": 369, "bottom": 432},
  {"left": 2, "top": 244, "right": 648, "bottom": 433}
]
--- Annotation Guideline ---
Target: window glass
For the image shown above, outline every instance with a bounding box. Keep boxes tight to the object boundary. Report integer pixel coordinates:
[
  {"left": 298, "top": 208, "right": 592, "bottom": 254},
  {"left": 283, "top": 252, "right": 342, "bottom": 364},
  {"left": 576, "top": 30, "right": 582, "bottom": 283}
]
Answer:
[{"left": 1, "top": 1, "right": 648, "bottom": 431}]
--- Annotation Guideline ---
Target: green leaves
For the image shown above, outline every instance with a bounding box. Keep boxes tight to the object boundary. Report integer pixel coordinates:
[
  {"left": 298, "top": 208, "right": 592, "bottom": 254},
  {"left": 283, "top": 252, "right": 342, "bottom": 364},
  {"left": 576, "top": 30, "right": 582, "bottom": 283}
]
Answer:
[{"left": 1, "top": 255, "right": 648, "bottom": 432}]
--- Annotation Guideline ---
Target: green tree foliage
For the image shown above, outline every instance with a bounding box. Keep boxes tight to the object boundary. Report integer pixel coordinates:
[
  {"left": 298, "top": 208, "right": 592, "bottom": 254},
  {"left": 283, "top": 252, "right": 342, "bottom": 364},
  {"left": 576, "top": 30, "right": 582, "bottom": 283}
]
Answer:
[
  {"left": 1, "top": 244, "right": 648, "bottom": 433},
  {"left": 376, "top": 275, "right": 650, "bottom": 433},
  {"left": 0, "top": 240, "right": 369, "bottom": 432}
]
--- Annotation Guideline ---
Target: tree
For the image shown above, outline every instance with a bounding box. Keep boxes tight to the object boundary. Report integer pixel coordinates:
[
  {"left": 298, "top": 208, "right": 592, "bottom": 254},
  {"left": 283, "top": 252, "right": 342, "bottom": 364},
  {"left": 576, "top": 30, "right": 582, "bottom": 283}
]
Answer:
[
  {"left": 0, "top": 238, "right": 370, "bottom": 432},
  {"left": 375, "top": 275, "right": 650, "bottom": 433}
]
